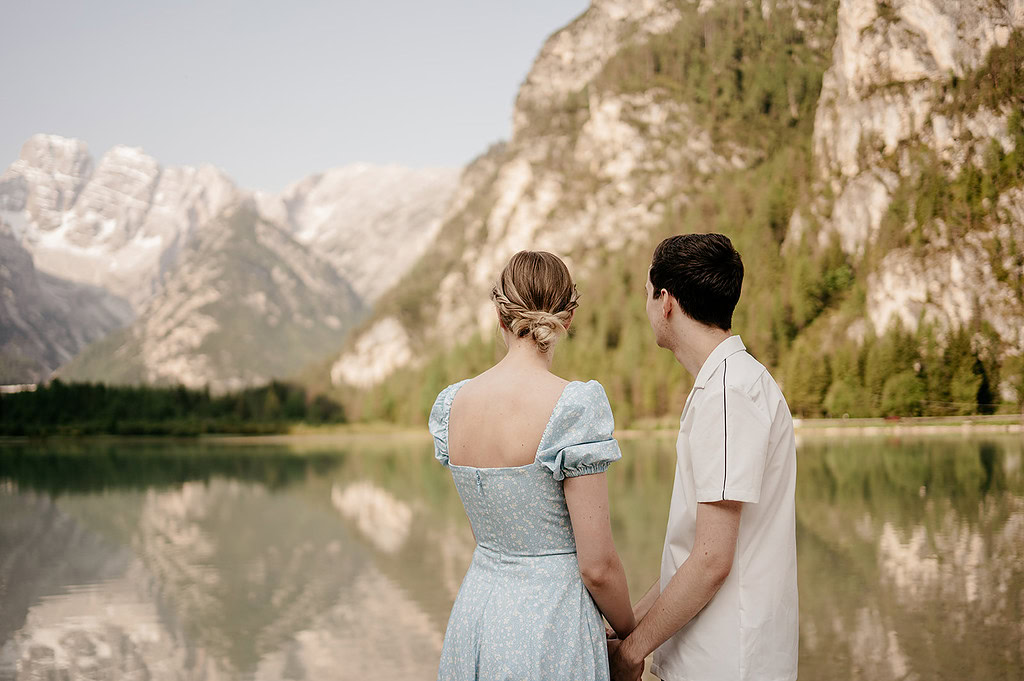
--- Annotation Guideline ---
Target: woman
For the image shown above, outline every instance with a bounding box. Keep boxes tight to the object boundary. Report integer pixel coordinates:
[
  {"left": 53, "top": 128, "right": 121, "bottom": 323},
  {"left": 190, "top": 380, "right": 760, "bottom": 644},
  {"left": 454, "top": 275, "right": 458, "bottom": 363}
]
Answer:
[{"left": 429, "top": 250, "right": 635, "bottom": 680}]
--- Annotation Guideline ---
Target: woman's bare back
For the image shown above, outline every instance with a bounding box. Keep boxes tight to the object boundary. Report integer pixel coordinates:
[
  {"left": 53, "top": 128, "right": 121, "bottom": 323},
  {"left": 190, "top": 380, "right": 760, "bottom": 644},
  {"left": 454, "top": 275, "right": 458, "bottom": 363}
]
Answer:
[{"left": 447, "top": 365, "right": 569, "bottom": 469}]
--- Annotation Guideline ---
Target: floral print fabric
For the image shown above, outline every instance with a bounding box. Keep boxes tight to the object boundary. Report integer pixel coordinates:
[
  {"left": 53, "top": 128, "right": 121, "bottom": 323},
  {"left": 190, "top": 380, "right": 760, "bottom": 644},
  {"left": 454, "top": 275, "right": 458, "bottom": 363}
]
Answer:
[{"left": 428, "top": 379, "right": 622, "bottom": 681}]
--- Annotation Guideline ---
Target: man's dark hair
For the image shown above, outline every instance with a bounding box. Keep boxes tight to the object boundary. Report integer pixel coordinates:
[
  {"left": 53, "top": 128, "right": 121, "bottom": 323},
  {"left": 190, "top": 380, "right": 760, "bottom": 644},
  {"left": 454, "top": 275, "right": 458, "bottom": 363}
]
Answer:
[{"left": 649, "top": 233, "right": 743, "bottom": 330}]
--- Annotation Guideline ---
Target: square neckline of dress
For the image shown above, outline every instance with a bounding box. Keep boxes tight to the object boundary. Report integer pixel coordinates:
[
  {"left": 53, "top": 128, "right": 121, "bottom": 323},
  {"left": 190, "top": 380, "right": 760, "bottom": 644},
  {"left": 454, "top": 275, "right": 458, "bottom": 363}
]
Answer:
[{"left": 444, "top": 378, "right": 579, "bottom": 472}]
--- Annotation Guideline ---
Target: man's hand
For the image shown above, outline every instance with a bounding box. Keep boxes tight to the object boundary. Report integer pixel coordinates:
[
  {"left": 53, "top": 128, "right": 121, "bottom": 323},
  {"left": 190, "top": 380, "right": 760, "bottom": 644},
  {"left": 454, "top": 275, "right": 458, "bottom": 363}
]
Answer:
[{"left": 608, "top": 639, "right": 643, "bottom": 681}]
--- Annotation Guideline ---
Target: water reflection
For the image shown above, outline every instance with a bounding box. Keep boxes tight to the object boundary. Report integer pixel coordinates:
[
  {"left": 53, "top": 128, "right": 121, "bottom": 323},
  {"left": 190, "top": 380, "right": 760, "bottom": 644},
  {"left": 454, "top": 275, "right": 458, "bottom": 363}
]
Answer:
[
  {"left": 332, "top": 482, "right": 412, "bottom": 554},
  {"left": 795, "top": 436, "right": 1024, "bottom": 681},
  {"left": 0, "top": 444, "right": 446, "bottom": 679},
  {"left": 0, "top": 491, "right": 184, "bottom": 680},
  {"left": 0, "top": 441, "right": 342, "bottom": 494},
  {"left": 0, "top": 435, "right": 1021, "bottom": 680}
]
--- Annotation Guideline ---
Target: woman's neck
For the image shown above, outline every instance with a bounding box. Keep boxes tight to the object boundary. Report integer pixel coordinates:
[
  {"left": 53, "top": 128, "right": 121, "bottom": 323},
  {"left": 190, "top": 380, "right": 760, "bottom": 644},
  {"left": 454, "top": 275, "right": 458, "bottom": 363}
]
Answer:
[{"left": 500, "top": 337, "right": 554, "bottom": 372}]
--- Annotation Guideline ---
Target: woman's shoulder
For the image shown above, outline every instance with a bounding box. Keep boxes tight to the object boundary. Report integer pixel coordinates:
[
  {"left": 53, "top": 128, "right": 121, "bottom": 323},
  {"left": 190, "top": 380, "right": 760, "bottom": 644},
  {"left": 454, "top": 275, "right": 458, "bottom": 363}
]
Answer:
[
  {"left": 429, "top": 378, "right": 472, "bottom": 421},
  {"left": 437, "top": 377, "right": 472, "bottom": 400}
]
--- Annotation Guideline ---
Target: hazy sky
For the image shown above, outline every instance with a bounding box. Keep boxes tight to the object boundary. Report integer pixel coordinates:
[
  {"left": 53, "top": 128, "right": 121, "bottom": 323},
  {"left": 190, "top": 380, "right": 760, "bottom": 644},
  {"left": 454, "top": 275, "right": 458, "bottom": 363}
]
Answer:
[{"left": 1, "top": 0, "right": 588, "bottom": 191}]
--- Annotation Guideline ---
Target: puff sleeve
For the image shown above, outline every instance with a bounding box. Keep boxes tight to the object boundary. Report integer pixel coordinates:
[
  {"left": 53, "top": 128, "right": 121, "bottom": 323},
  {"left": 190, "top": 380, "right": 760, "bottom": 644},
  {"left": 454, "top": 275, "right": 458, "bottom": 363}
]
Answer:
[
  {"left": 428, "top": 380, "right": 468, "bottom": 466},
  {"left": 537, "top": 380, "right": 622, "bottom": 480}
]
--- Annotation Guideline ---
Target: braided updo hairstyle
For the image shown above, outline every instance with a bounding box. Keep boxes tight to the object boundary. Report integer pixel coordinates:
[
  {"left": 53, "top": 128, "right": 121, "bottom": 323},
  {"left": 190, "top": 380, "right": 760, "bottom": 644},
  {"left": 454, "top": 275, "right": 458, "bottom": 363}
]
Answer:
[{"left": 491, "top": 250, "right": 580, "bottom": 353}]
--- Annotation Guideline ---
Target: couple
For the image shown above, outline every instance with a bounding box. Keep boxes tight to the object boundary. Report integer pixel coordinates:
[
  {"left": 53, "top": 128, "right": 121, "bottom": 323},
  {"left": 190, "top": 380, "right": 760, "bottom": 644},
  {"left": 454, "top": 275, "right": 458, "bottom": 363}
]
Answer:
[{"left": 429, "top": 234, "right": 798, "bottom": 681}]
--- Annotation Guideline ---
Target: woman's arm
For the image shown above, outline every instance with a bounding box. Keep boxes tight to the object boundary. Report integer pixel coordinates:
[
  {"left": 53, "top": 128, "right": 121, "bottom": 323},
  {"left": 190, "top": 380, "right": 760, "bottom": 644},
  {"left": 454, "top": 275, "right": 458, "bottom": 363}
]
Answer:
[
  {"left": 606, "top": 580, "right": 659, "bottom": 641},
  {"left": 564, "top": 471, "right": 636, "bottom": 639}
]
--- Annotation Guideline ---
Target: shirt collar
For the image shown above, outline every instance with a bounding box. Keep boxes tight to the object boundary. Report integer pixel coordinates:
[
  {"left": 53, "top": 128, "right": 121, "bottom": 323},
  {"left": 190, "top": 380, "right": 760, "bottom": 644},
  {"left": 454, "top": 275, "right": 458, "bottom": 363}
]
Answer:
[{"left": 693, "top": 335, "right": 746, "bottom": 389}]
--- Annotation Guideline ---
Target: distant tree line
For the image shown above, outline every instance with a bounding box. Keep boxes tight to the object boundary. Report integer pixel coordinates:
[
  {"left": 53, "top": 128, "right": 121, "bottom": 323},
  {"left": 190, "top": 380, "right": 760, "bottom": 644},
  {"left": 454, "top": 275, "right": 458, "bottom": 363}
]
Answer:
[
  {"left": 0, "top": 379, "right": 346, "bottom": 436},
  {"left": 353, "top": 267, "right": 1020, "bottom": 426},
  {"left": 781, "top": 322, "right": 1017, "bottom": 418}
]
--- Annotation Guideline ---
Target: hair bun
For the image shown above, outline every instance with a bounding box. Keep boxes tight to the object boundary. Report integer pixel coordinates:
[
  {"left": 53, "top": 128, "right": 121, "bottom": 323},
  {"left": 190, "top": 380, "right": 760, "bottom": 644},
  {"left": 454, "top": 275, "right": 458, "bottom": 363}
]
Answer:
[
  {"left": 490, "top": 251, "right": 579, "bottom": 354},
  {"left": 523, "top": 309, "right": 568, "bottom": 351}
]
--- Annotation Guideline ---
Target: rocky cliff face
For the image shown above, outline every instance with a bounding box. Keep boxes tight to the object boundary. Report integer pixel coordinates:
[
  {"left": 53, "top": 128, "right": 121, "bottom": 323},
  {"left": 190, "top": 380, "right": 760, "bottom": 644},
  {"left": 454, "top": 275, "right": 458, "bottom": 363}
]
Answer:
[
  {"left": 1, "top": 135, "right": 456, "bottom": 310},
  {"left": 811, "top": 0, "right": 1022, "bottom": 183},
  {"left": 790, "top": 0, "right": 1024, "bottom": 384},
  {"left": 0, "top": 135, "right": 93, "bottom": 235},
  {"left": 332, "top": 0, "right": 1024, "bottom": 409},
  {"left": 513, "top": 0, "right": 684, "bottom": 135},
  {"left": 332, "top": 0, "right": 747, "bottom": 387}
]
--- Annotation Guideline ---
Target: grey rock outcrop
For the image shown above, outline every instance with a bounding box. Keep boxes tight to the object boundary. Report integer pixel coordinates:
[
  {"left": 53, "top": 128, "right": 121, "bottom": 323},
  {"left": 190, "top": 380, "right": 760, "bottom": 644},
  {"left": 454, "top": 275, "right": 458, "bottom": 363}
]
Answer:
[
  {"left": 0, "top": 220, "right": 132, "bottom": 383},
  {"left": 792, "top": 0, "right": 1024, "bottom": 354}
]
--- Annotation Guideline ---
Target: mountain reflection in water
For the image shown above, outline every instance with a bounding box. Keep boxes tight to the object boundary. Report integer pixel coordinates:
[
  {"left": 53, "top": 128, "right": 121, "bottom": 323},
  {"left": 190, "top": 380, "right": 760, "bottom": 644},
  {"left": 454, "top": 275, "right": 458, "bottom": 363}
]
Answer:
[{"left": 0, "top": 435, "right": 1021, "bottom": 680}]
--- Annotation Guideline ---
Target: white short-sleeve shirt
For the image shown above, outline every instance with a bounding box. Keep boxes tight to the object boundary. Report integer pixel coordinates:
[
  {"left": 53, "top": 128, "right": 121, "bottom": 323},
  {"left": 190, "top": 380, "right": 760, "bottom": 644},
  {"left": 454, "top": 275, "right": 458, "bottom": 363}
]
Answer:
[{"left": 651, "top": 335, "right": 798, "bottom": 681}]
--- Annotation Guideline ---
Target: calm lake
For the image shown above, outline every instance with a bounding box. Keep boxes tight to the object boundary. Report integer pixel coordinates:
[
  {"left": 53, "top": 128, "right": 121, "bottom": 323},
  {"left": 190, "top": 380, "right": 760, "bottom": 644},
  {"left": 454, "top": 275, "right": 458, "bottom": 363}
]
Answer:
[{"left": 0, "top": 433, "right": 1021, "bottom": 680}]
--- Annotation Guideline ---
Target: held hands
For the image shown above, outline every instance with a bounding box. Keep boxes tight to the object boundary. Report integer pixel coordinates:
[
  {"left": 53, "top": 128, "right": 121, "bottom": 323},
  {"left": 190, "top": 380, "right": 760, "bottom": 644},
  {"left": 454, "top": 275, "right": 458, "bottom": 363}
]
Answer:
[
  {"left": 605, "top": 583, "right": 653, "bottom": 681},
  {"left": 606, "top": 633, "right": 643, "bottom": 681}
]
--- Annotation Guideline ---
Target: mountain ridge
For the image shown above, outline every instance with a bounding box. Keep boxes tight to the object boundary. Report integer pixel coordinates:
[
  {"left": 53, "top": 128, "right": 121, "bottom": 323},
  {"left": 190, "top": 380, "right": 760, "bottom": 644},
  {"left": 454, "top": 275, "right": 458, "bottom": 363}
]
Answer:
[
  {"left": 56, "top": 201, "right": 365, "bottom": 391},
  {"left": 1, "top": 134, "right": 458, "bottom": 387}
]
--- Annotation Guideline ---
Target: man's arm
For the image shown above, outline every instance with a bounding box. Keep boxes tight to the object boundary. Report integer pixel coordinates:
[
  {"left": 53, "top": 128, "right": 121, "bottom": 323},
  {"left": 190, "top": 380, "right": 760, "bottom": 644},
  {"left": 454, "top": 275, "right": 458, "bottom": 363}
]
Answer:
[
  {"left": 632, "top": 579, "right": 660, "bottom": 623},
  {"left": 610, "top": 500, "right": 742, "bottom": 678}
]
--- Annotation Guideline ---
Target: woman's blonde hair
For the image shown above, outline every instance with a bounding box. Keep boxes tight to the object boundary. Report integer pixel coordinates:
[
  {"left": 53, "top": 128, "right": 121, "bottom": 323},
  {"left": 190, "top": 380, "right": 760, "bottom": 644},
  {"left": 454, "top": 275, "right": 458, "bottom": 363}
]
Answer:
[{"left": 491, "top": 251, "right": 580, "bottom": 353}]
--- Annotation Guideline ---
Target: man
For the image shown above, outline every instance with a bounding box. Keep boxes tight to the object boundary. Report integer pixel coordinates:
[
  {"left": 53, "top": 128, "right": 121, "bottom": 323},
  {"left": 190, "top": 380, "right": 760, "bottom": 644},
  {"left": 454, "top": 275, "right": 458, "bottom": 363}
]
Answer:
[{"left": 609, "top": 233, "right": 798, "bottom": 681}]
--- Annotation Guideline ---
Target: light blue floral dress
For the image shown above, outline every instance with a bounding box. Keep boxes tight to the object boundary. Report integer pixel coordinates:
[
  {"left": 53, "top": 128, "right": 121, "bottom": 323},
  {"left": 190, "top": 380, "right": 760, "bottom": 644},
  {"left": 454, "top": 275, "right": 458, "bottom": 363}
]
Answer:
[{"left": 429, "top": 378, "right": 622, "bottom": 681}]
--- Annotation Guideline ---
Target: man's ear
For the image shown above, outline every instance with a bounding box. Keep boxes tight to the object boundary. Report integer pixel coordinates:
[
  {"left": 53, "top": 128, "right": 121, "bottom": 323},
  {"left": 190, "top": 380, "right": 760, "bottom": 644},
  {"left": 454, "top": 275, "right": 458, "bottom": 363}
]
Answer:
[{"left": 660, "top": 289, "right": 673, "bottom": 318}]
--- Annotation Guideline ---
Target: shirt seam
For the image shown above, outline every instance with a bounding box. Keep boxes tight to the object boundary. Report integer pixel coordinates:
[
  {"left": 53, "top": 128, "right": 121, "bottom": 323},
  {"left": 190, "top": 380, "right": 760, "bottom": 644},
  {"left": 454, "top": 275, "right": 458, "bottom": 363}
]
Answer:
[
  {"left": 691, "top": 370, "right": 773, "bottom": 429},
  {"left": 738, "top": 523, "right": 747, "bottom": 681},
  {"left": 693, "top": 335, "right": 747, "bottom": 388},
  {"left": 721, "top": 358, "right": 728, "bottom": 501},
  {"left": 698, "top": 361, "right": 768, "bottom": 398}
]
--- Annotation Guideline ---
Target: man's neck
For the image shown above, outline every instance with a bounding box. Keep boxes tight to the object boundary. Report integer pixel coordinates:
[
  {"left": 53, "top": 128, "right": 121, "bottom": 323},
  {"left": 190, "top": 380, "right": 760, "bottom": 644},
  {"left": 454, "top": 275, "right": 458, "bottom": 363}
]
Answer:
[{"left": 673, "top": 327, "right": 732, "bottom": 378}]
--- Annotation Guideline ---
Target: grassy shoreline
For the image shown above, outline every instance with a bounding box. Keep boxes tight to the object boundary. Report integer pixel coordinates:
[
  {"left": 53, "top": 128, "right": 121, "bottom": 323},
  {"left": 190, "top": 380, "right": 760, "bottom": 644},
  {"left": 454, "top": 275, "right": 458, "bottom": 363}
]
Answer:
[
  {"left": 0, "top": 413, "right": 1020, "bottom": 447},
  {"left": 225, "top": 413, "right": 1024, "bottom": 444}
]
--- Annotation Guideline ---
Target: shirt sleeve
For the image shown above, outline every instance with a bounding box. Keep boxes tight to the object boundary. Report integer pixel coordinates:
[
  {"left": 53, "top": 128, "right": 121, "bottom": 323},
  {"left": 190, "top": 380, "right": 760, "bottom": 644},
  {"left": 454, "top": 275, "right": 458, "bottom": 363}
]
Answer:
[{"left": 688, "top": 384, "right": 771, "bottom": 503}]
